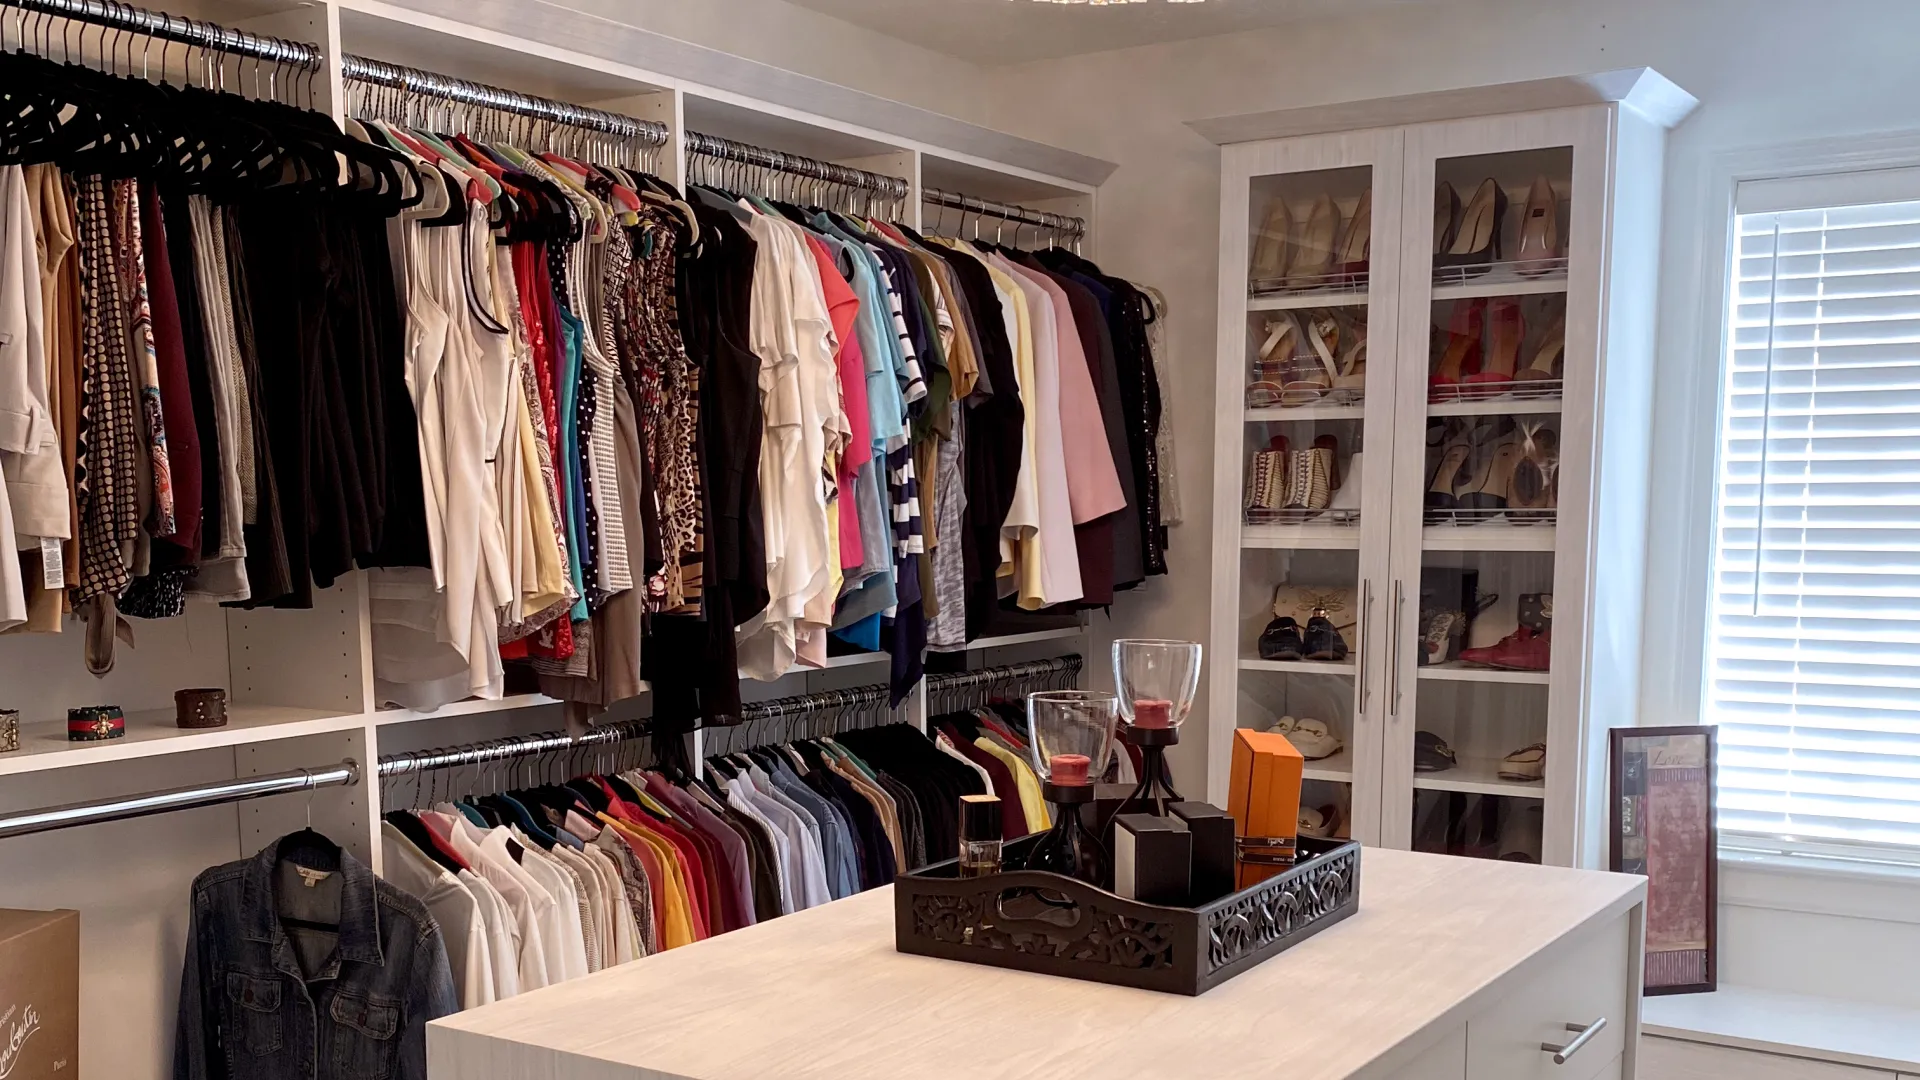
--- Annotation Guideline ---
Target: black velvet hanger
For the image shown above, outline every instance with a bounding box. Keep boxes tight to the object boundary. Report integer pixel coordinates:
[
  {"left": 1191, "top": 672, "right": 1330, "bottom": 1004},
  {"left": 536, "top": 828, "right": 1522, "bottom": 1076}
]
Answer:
[
  {"left": 385, "top": 810, "right": 465, "bottom": 876},
  {"left": 274, "top": 828, "right": 344, "bottom": 932},
  {"left": 565, "top": 778, "right": 611, "bottom": 814}
]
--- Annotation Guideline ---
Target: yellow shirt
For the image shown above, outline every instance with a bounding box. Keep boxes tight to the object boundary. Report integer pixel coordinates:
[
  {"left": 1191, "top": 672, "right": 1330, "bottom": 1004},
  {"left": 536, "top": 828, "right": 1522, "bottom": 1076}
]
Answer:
[
  {"left": 602, "top": 815, "right": 696, "bottom": 949},
  {"left": 934, "top": 240, "right": 1044, "bottom": 610},
  {"left": 975, "top": 737, "right": 1051, "bottom": 832}
]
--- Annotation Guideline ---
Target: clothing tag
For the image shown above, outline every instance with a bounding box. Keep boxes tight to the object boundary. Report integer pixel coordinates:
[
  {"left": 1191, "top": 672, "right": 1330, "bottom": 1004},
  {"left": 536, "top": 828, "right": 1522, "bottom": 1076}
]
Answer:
[
  {"left": 293, "top": 866, "right": 333, "bottom": 889},
  {"left": 40, "top": 536, "right": 62, "bottom": 590}
]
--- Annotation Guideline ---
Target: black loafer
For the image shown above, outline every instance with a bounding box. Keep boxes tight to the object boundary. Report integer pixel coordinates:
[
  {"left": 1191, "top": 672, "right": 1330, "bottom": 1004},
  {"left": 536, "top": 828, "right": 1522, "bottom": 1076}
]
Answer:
[
  {"left": 1414, "top": 731, "right": 1457, "bottom": 772},
  {"left": 1304, "top": 611, "right": 1349, "bottom": 662},
  {"left": 1258, "top": 617, "right": 1305, "bottom": 661}
]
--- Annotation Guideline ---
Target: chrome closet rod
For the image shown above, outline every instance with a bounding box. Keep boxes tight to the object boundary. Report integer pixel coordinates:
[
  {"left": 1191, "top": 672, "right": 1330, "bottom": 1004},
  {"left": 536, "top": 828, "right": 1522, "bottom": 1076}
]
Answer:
[
  {"left": 921, "top": 186, "right": 1085, "bottom": 241},
  {"left": 926, "top": 654, "right": 1083, "bottom": 693},
  {"left": 683, "top": 130, "right": 908, "bottom": 199},
  {"left": 377, "top": 718, "right": 653, "bottom": 778},
  {"left": 340, "top": 54, "right": 670, "bottom": 145},
  {"left": 4, "top": 0, "right": 321, "bottom": 65},
  {"left": 0, "top": 761, "right": 360, "bottom": 841}
]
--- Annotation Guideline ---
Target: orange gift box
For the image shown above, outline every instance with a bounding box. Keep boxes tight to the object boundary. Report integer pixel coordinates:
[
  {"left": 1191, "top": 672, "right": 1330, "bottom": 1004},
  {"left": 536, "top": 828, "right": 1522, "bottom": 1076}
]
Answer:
[{"left": 1226, "top": 728, "right": 1305, "bottom": 888}]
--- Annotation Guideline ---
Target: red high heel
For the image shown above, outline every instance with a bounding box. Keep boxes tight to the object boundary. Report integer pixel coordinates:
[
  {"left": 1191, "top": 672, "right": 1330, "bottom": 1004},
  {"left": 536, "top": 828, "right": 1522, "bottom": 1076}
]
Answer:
[
  {"left": 1463, "top": 297, "right": 1522, "bottom": 398},
  {"left": 1429, "top": 298, "right": 1485, "bottom": 402}
]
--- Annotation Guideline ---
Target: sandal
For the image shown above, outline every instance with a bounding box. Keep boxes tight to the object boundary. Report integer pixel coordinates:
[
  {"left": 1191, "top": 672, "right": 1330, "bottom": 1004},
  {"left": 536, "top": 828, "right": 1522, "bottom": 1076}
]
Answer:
[
  {"left": 1247, "top": 317, "right": 1296, "bottom": 407},
  {"left": 1327, "top": 318, "right": 1367, "bottom": 403},
  {"left": 1279, "top": 312, "right": 1339, "bottom": 406},
  {"left": 1508, "top": 422, "right": 1559, "bottom": 524},
  {"left": 1299, "top": 803, "right": 1342, "bottom": 840}
]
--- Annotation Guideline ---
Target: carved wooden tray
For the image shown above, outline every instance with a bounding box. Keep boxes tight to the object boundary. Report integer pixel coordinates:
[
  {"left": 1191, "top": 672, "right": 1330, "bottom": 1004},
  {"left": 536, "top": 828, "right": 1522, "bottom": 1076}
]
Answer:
[{"left": 894, "top": 835, "right": 1360, "bottom": 995}]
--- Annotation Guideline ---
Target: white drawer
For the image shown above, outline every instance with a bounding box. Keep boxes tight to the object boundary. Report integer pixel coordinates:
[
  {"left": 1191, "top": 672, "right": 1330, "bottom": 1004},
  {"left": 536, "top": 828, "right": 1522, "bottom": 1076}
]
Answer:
[
  {"left": 1466, "top": 913, "right": 1632, "bottom": 1080},
  {"left": 1386, "top": 1025, "right": 1467, "bottom": 1080},
  {"left": 1639, "top": 1036, "right": 1898, "bottom": 1079}
]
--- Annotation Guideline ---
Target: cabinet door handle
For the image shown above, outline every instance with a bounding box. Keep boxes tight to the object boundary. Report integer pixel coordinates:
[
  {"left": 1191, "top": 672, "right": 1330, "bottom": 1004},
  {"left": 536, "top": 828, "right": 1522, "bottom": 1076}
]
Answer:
[
  {"left": 1387, "top": 580, "right": 1404, "bottom": 720},
  {"left": 1357, "top": 580, "right": 1374, "bottom": 714},
  {"left": 1541, "top": 1018, "right": 1607, "bottom": 1065}
]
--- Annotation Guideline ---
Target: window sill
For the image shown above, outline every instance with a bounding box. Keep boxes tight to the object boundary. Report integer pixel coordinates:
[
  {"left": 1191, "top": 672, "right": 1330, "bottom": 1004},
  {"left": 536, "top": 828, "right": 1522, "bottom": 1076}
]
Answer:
[
  {"left": 1720, "top": 847, "right": 1920, "bottom": 926},
  {"left": 1644, "top": 985, "right": 1920, "bottom": 1074}
]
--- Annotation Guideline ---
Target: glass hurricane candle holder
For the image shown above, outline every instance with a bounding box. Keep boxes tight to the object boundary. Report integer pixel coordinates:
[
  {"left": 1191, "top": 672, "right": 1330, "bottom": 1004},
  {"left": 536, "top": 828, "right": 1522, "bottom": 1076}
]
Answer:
[
  {"left": 1113, "top": 638, "right": 1203, "bottom": 816},
  {"left": 1022, "top": 690, "right": 1118, "bottom": 886}
]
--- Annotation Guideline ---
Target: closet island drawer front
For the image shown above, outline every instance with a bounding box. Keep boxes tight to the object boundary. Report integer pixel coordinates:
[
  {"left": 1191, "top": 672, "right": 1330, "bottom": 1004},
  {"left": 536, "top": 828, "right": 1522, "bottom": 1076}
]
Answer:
[{"left": 1465, "top": 912, "right": 1632, "bottom": 1080}]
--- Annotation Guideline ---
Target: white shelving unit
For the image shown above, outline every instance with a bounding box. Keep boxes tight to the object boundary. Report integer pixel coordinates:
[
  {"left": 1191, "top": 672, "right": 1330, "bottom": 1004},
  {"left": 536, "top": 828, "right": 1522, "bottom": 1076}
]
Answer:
[
  {"left": 0, "top": 7, "right": 1111, "bottom": 1078},
  {"left": 1203, "top": 69, "right": 1696, "bottom": 869}
]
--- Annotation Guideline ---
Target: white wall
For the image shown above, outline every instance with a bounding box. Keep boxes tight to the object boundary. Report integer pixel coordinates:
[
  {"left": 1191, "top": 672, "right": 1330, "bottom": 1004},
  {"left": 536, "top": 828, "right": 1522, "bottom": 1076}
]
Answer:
[
  {"left": 968, "top": 0, "right": 1920, "bottom": 1008},
  {"left": 531, "top": 0, "right": 986, "bottom": 114}
]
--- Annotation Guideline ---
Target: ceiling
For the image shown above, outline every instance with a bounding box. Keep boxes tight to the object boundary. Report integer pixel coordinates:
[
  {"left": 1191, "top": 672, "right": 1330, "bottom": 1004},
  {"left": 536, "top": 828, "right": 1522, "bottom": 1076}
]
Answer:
[{"left": 782, "top": 0, "right": 1441, "bottom": 65}]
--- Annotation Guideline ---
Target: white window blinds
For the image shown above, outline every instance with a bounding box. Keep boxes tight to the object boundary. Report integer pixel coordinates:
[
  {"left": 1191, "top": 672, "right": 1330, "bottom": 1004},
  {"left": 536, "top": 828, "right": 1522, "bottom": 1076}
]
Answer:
[{"left": 1709, "top": 192, "right": 1920, "bottom": 855}]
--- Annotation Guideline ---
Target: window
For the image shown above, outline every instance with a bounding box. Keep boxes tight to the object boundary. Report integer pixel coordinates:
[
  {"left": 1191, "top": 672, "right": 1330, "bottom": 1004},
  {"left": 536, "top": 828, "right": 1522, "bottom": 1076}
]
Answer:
[{"left": 1708, "top": 178, "right": 1920, "bottom": 858}]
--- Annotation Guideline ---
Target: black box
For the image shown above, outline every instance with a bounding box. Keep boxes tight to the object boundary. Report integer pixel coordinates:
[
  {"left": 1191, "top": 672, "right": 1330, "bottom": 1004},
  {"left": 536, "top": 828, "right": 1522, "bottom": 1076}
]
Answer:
[
  {"left": 1113, "top": 813, "right": 1191, "bottom": 906},
  {"left": 1169, "top": 801, "right": 1237, "bottom": 904}
]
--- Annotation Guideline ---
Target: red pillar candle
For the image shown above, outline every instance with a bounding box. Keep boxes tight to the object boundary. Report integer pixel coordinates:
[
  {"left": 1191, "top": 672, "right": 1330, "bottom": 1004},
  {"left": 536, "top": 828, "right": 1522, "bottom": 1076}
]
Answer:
[
  {"left": 1133, "top": 699, "right": 1173, "bottom": 729},
  {"left": 1050, "top": 753, "right": 1092, "bottom": 785}
]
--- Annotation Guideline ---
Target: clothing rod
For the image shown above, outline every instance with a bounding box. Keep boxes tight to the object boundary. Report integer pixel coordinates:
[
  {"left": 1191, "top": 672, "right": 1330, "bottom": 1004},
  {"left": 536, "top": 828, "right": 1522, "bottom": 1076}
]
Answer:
[
  {"left": 922, "top": 186, "right": 1085, "bottom": 239},
  {"left": 341, "top": 54, "right": 670, "bottom": 145},
  {"left": 926, "top": 653, "right": 1083, "bottom": 690},
  {"left": 0, "top": 761, "right": 360, "bottom": 841},
  {"left": 684, "top": 130, "right": 908, "bottom": 198},
  {"left": 377, "top": 718, "right": 652, "bottom": 778},
  {"left": 5, "top": 0, "right": 321, "bottom": 64}
]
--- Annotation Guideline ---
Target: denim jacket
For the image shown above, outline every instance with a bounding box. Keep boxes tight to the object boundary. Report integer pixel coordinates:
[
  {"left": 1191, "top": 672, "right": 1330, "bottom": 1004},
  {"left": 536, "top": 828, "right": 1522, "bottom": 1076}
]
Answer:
[{"left": 174, "top": 837, "right": 457, "bottom": 1080}]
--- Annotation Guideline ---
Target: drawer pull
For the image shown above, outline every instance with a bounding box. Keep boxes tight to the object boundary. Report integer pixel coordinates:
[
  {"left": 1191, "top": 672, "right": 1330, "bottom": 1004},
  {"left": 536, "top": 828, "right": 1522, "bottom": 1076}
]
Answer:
[{"left": 1540, "top": 1018, "right": 1607, "bottom": 1065}]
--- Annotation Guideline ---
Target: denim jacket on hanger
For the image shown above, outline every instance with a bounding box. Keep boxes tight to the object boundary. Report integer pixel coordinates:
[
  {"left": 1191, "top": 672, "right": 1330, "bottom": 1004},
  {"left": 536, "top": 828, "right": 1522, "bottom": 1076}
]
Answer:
[{"left": 173, "top": 837, "right": 457, "bottom": 1080}]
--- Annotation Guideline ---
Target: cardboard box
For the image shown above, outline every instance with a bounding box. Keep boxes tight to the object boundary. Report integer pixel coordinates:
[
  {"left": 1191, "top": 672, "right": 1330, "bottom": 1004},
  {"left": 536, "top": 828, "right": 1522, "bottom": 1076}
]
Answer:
[
  {"left": 0, "top": 909, "right": 78, "bottom": 1080},
  {"left": 1226, "top": 728, "right": 1305, "bottom": 888}
]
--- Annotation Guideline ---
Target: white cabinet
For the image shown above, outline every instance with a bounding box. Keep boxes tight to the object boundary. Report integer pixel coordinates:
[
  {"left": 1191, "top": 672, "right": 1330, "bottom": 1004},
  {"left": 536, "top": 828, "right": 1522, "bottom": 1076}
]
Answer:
[
  {"left": 1639, "top": 1038, "right": 1898, "bottom": 1080},
  {"left": 1465, "top": 914, "right": 1632, "bottom": 1079},
  {"left": 1205, "top": 73, "right": 1695, "bottom": 868}
]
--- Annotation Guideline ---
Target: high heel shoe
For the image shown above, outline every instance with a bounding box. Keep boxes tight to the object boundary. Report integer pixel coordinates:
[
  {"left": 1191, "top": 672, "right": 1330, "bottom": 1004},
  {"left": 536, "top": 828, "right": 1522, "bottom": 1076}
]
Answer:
[
  {"left": 1327, "top": 318, "right": 1367, "bottom": 404},
  {"left": 1463, "top": 297, "right": 1523, "bottom": 398},
  {"left": 1434, "top": 181, "right": 1461, "bottom": 256},
  {"left": 1245, "top": 435, "right": 1290, "bottom": 513},
  {"left": 1251, "top": 197, "right": 1295, "bottom": 286},
  {"left": 1280, "top": 311, "right": 1340, "bottom": 406},
  {"left": 1435, "top": 177, "right": 1507, "bottom": 275},
  {"left": 1456, "top": 432, "right": 1525, "bottom": 520},
  {"left": 1508, "top": 422, "right": 1559, "bottom": 524},
  {"left": 1288, "top": 194, "right": 1340, "bottom": 286},
  {"left": 1429, "top": 298, "right": 1485, "bottom": 401},
  {"left": 1287, "top": 434, "right": 1337, "bottom": 515},
  {"left": 1514, "top": 314, "right": 1564, "bottom": 398},
  {"left": 1515, "top": 176, "right": 1562, "bottom": 276},
  {"left": 1425, "top": 432, "right": 1472, "bottom": 517},
  {"left": 1247, "top": 317, "right": 1298, "bottom": 408},
  {"left": 1334, "top": 188, "right": 1371, "bottom": 279}
]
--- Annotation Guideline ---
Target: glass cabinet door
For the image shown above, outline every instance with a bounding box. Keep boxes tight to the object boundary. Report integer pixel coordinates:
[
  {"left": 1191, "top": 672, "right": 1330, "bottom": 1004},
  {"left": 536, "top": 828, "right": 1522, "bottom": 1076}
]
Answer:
[
  {"left": 1218, "top": 133, "right": 1402, "bottom": 847},
  {"left": 1381, "top": 112, "right": 1604, "bottom": 864}
]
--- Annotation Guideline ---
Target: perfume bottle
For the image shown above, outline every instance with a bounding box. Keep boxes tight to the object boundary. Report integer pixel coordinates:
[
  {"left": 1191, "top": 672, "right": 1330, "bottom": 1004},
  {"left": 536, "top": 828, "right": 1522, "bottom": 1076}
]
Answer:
[
  {"left": 958, "top": 794, "right": 1004, "bottom": 878},
  {"left": 1022, "top": 691, "right": 1119, "bottom": 886}
]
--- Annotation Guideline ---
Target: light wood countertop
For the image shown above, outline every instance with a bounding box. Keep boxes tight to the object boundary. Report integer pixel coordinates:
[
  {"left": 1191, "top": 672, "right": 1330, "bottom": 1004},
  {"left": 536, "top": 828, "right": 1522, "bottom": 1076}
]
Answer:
[{"left": 429, "top": 848, "right": 1645, "bottom": 1080}]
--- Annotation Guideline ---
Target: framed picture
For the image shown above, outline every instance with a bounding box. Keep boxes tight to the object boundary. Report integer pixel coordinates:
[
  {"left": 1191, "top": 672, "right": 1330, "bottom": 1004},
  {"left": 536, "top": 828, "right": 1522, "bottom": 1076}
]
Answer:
[{"left": 1610, "top": 725, "right": 1716, "bottom": 996}]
